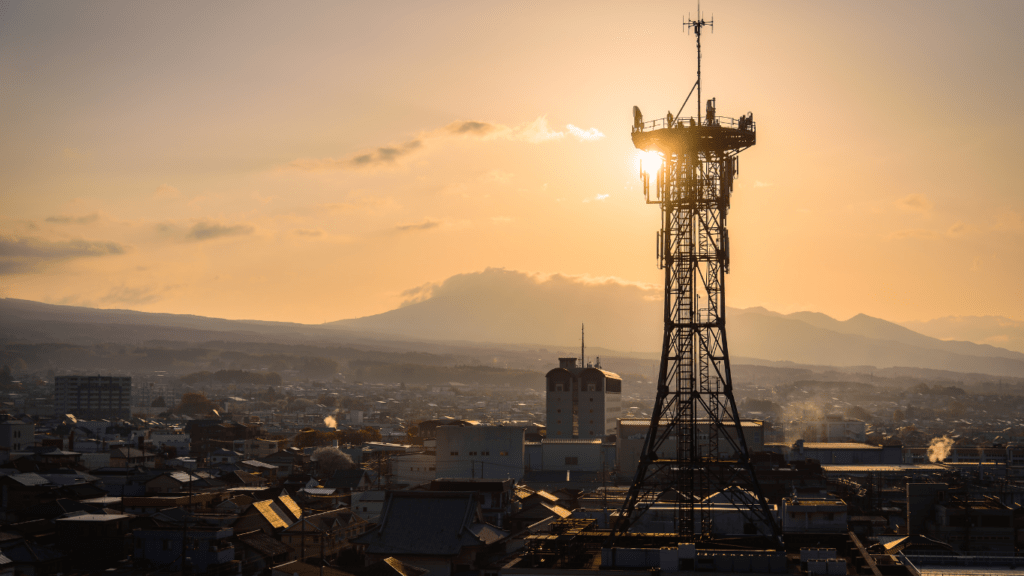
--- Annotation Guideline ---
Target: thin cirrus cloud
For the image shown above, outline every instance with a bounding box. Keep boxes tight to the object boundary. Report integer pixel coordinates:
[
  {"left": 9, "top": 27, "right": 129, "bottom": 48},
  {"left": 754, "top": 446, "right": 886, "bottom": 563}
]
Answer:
[
  {"left": 45, "top": 213, "right": 100, "bottom": 225},
  {"left": 186, "top": 221, "right": 255, "bottom": 242},
  {"left": 898, "top": 193, "right": 933, "bottom": 212},
  {"left": 0, "top": 235, "right": 127, "bottom": 274},
  {"left": 394, "top": 220, "right": 440, "bottom": 233},
  {"left": 288, "top": 117, "right": 586, "bottom": 171}
]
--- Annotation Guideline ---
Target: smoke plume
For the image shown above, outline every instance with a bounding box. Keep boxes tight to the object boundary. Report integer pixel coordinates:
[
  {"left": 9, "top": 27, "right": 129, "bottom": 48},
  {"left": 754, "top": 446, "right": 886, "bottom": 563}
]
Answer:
[
  {"left": 324, "top": 415, "right": 337, "bottom": 429},
  {"left": 927, "top": 436, "right": 954, "bottom": 462}
]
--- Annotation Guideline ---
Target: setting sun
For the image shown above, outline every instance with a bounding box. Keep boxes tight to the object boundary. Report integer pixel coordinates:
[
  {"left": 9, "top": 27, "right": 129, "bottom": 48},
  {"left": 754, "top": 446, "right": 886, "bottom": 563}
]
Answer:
[{"left": 637, "top": 150, "right": 663, "bottom": 177}]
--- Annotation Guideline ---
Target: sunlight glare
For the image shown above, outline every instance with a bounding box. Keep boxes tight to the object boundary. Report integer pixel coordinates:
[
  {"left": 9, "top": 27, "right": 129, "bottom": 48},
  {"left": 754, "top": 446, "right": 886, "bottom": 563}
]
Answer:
[{"left": 637, "top": 150, "right": 663, "bottom": 177}]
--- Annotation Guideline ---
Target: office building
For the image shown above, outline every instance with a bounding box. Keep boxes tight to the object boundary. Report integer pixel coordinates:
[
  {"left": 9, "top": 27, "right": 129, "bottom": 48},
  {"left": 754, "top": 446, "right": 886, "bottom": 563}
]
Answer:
[{"left": 54, "top": 375, "right": 132, "bottom": 419}]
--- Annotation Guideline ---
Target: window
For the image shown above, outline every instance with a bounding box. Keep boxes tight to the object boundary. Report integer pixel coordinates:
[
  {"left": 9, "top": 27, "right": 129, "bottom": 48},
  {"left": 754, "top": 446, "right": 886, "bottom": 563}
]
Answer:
[
  {"left": 482, "top": 451, "right": 490, "bottom": 456},
  {"left": 499, "top": 451, "right": 508, "bottom": 456},
  {"left": 565, "top": 457, "right": 578, "bottom": 465},
  {"left": 451, "top": 451, "right": 458, "bottom": 456},
  {"left": 469, "top": 451, "right": 477, "bottom": 456}
]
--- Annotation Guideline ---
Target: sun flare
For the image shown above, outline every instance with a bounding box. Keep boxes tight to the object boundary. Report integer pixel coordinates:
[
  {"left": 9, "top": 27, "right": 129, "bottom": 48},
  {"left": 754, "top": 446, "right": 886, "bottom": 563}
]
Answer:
[{"left": 636, "top": 150, "right": 663, "bottom": 176}]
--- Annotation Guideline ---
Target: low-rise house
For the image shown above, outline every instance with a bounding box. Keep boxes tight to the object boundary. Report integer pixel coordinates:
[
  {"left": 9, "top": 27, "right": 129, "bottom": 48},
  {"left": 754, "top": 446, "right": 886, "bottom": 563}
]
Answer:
[
  {"left": 352, "top": 491, "right": 510, "bottom": 576},
  {"left": 133, "top": 523, "right": 237, "bottom": 574},
  {"left": 110, "top": 446, "right": 156, "bottom": 468},
  {"left": 55, "top": 514, "right": 131, "bottom": 570}
]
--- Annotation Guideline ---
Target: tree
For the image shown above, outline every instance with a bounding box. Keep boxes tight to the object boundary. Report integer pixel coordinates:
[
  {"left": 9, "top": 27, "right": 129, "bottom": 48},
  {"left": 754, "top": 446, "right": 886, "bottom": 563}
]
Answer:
[
  {"left": 311, "top": 446, "right": 355, "bottom": 478},
  {"left": 893, "top": 409, "right": 906, "bottom": 422},
  {"left": 316, "top": 394, "right": 337, "bottom": 407},
  {"left": 294, "top": 428, "right": 337, "bottom": 448},
  {"left": 151, "top": 396, "right": 166, "bottom": 408},
  {"left": 173, "top": 392, "right": 219, "bottom": 416}
]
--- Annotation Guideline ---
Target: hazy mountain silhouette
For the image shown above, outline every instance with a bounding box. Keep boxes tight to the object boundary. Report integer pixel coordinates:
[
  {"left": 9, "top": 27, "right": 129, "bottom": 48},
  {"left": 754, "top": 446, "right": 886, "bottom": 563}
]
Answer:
[
  {"left": 332, "top": 268, "right": 1024, "bottom": 377},
  {"left": 4, "top": 267, "right": 1024, "bottom": 377},
  {"left": 901, "top": 315, "right": 1024, "bottom": 355}
]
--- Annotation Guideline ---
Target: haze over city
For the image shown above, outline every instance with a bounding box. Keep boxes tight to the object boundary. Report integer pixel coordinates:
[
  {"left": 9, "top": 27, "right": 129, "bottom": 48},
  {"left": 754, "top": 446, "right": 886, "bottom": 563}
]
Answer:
[{"left": 2, "top": 1, "right": 1022, "bottom": 341}]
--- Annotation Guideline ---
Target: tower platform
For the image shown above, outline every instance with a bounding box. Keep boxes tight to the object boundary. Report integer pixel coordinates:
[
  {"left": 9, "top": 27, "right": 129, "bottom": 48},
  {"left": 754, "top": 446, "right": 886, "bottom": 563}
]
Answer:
[{"left": 632, "top": 116, "right": 755, "bottom": 155}]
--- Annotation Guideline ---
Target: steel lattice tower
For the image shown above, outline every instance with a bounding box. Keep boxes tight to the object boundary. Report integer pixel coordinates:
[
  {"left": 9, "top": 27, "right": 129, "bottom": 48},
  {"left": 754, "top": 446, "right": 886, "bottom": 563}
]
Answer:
[{"left": 610, "top": 13, "right": 781, "bottom": 547}]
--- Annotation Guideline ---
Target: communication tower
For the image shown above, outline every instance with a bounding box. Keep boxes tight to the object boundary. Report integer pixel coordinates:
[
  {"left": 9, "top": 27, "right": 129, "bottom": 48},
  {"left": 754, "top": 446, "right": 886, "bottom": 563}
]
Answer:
[{"left": 611, "top": 11, "right": 781, "bottom": 546}]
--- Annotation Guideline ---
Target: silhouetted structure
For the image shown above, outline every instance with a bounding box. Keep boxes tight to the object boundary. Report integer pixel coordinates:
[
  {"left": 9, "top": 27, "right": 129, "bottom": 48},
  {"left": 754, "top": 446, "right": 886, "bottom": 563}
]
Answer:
[{"left": 612, "top": 10, "right": 780, "bottom": 547}]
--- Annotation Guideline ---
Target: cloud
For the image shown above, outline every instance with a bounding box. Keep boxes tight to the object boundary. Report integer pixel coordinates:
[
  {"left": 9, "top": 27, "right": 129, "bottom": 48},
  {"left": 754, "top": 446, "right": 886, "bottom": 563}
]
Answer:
[
  {"left": 98, "top": 284, "right": 168, "bottom": 306},
  {"left": 888, "top": 228, "right": 939, "bottom": 240},
  {"left": 491, "top": 216, "right": 514, "bottom": 223},
  {"left": 946, "top": 221, "right": 971, "bottom": 238},
  {"left": 898, "top": 193, "right": 933, "bottom": 212},
  {"left": 583, "top": 194, "right": 610, "bottom": 203},
  {"left": 294, "top": 229, "right": 324, "bottom": 237},
  {"left": 186, "top": 221, "right": 255, "bottom": 241},
  {"left": 567, "top": 124, "right": 604, "bottom": 141},
  {"left": 394, "top": 220, "right": 440, "bottom": 233},
  {"left": 445, "top": 120, "right": 501, "bottom": 136},
  {"left": 288, "top": 116, "right": 571, "bottom": 172},
  {"left": 45, "top": 213, "right": 99, "bottom": 225},
  {"left": 0, "top": 235, "right": 127, "bottom": 273},
  {"left": 290, "top": 139, "right": 423, "bottom": 171}
]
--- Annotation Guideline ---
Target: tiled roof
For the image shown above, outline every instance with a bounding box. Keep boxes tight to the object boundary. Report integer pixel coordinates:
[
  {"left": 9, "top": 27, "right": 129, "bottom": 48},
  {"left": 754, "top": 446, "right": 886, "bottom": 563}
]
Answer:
[
  {"left": 252, "top": 500, "right": 288, "bottom": 529},
  {"left": 238, "top": 530, "right": 292, "bottom": 557},
  {"left": 353, "top": 491, "right": 509, "bottom": 556}
]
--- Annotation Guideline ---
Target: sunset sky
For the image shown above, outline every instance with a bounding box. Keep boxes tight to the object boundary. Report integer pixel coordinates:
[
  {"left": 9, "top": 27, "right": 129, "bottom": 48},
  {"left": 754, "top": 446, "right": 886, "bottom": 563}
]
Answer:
[{"left": 2, "top": 1, "right": 1022, "bottom": 327}]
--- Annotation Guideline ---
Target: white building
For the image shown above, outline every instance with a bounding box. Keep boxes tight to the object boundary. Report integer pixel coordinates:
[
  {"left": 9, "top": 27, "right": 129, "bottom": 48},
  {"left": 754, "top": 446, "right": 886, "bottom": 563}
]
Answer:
[
  {"left": 0, "top": 415, "right": 34, "bottom": 459},
  {"left": 435, "top": 425, "right": 525, "bottom": 481},
  {"left": 545, "top": 358, "right": 621, "bottom": 439},
  {"left": 150, "top": 429, "right": 190, "bottom": 454},
  {"left": 390, "top": 453, "right": 437, "bottom": 486}
]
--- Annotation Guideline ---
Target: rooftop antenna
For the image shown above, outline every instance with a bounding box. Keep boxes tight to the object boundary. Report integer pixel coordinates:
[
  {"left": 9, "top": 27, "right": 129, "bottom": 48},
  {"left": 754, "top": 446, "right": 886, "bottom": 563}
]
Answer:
[
  {"left": 581, "top": 324, "right": 585, "bottom": 368},
  {"left": 685, "top": 2, "right": 713, "bottom": 124}
]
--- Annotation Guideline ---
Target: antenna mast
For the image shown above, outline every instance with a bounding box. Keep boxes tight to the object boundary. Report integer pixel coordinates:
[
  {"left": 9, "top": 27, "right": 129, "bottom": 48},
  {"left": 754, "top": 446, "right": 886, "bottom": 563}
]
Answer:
[{"left": 685, "top": 6, "right": 712, "bottom": 124}]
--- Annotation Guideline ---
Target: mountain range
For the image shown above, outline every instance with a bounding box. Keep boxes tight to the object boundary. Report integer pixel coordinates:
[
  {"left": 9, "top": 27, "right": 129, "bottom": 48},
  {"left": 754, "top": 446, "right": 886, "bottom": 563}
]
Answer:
[{"left": 3, "top": 268, "right": 1022, "bottom": 378}]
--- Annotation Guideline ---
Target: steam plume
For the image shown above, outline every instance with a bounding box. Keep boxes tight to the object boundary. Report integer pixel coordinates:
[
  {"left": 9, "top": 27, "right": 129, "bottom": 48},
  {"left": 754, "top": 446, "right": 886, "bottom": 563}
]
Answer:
[
  {"left": 324, "top": 415, "right": 337, "bottom": 429},
  {"left": 927, "top": 436, "right": 954, "bottom": 462}
]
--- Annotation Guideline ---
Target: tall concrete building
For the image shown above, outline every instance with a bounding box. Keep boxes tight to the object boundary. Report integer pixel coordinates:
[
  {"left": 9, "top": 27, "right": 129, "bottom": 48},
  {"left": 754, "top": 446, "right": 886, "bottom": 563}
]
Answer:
[
  {"left": 54, "top": 375, "right": 132, "bottom": 419},
  {"left": 545, "top": 357, "right": 621, "bottom": 439}
]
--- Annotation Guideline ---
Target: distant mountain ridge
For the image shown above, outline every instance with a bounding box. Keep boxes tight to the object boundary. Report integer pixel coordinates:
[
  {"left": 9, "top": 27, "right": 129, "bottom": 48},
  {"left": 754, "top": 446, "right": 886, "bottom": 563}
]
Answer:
[{"left": 3, "top": 267, "right": 1023, "bottom": 378}]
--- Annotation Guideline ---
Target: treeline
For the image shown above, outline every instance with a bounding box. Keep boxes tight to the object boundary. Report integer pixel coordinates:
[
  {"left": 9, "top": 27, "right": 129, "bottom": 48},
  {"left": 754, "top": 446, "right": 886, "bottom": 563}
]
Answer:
[
  {"left": 180, "top": 370, "right": 282, "bottom": 386},
  {"left": 347, "top": 360, "right": 544, "bottom": 389}
]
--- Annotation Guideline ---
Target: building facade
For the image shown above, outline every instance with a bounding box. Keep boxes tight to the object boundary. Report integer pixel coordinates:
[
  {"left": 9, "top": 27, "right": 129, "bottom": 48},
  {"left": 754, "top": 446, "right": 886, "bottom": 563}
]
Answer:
[
  {"left": 545, "top": 358, "right": 621, "bottom": 439},
  {"left": 55, "top": 375, "right": 132, "bottom": 419},
  {"left": 435, "top": 425, "right": 525, "bottom": 481}
]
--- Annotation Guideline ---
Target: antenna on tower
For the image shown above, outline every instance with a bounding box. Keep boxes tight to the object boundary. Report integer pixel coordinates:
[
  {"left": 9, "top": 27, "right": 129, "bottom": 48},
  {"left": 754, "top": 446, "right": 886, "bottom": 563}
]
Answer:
[
  {"left": 685, "top": 3, "right": 713, "bottom": 124},
  {"left": 581, "top": 323, "right": 585, "bottom": 368}
]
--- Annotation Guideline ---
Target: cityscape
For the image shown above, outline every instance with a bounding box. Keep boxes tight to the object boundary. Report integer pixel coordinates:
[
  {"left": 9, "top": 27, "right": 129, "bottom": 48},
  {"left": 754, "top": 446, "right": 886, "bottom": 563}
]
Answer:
[{"left": 2, "top": 2, "right": 1023, "bottom": 576}]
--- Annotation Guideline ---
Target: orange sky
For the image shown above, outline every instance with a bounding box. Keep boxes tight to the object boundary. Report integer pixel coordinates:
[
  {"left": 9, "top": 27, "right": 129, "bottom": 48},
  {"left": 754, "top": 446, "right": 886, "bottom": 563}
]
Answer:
[{"left": 2, "top": 1, "right": 1022, "bottom": 325}]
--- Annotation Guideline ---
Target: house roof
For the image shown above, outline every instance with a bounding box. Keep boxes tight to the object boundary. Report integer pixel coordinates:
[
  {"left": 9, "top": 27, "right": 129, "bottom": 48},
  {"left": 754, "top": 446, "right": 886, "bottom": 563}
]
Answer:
[
  {"left": 325, "top": 469, "right": 366, "bottom": 490},
  {"left": 252, "top": 500, "right": 289, "bottom": 529},
  {"left": 353, "top": 491, "right": 508, "bottom": 556},
  {"left": 367, "top": 557, "right": 430, "bottom": 576},
  {"left": 4, "top": 472, "right": 50, "bottom": 487},
  {"left": 238, "top": 530, "right": 292, "bottom": 557}
]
